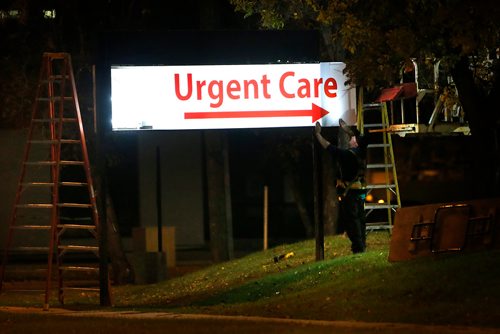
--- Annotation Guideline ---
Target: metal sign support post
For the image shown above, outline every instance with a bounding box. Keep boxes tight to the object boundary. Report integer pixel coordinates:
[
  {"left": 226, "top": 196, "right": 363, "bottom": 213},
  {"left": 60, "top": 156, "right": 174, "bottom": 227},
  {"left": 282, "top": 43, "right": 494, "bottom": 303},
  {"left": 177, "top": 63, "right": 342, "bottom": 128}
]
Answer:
[{"left": 313, "top": 129, "right": 324, "bottom": 261}]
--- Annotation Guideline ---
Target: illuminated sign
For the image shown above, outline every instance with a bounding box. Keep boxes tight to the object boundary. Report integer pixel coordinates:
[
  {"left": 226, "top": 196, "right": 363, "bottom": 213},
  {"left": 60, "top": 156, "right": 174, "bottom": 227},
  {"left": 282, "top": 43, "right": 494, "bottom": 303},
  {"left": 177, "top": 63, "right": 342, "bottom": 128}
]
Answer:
[{"left": 111, "top": 62, "right": 356, "bottom": 130}]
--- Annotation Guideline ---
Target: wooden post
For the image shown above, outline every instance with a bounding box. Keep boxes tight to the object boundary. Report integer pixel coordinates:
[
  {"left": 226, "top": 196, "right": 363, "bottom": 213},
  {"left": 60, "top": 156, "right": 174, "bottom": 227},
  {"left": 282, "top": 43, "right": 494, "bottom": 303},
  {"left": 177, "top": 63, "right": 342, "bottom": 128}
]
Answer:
[
  {"left": 263, "top": 185, "right": 268, "bottom": 250},
  {"left": 156, "top": 147, "right": 163, "bottom": 252},
  {"left": 92, "top": 65, "right": 97, "bottom": 134},
  {"left": 95, "top": 62, "right": 112, "bottom": 306}
]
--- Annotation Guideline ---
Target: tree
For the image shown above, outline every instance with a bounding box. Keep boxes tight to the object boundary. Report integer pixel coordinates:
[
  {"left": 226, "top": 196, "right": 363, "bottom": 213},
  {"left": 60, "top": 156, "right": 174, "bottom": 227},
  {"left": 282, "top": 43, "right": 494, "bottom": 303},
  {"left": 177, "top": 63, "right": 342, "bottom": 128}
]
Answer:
[
  {"left": 273, "top": 132, "right": 316, "bottom": 238},
  {"left": 229, "top": 0, "right": 500, "bottom": 197}
]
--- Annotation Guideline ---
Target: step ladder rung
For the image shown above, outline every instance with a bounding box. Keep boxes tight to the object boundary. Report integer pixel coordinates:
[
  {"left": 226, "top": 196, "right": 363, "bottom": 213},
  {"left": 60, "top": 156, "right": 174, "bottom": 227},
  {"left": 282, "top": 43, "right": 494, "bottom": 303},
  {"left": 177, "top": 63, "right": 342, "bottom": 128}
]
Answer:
[
  {"left": 4, "top": 289, "right": 47, "bottom": 293},
  {"left": 29, "top": 139, "right": 80, "bottom": 144},
  {"left": 32, "top": 118, "right": 77, "bottom": 123},
  {"left": 366, "top": 184, "right": 396, "bottom": 189},
  {"left": 46, "top": 53, "right": 68, "bottom": 59},
  {"left": 60, "top": 182, "right": 88, "bottom": 187},
  {"left": 58, "top": 203, "right": 92, "bottom": 208},
  {"left": 367, "top": 163, "right": 393, "bottom": 169},
  {"left": 58, "top": 245, "right": 99, "bottom": 252},
  {"left": 367, "top": 143, "right": 390, "bottom": 148},
  {"left": 4, "top": 268, "right": 49, "bottom": 275},
  {"left": 11, "top": 246, "right": 50, "bottom": 252},
  {"left": 29, "top": 140, "right": 57, "bottom": 144},
  {"left": 366, "top": 224, "right": 392, "bottom": 231},
  {"left": 62, "top": 287, "right": 100, "bottom": 292},
  {"left": 16, "top": 203, "right": 53, "bottom": 209},
  {"left": 24, "top": 160, "right": 87, "bottom": 166},
  {"left": 21, "top": 182, "right": 87, "bottom": 187},
  {"left": 48, "top": 74, "right": 70, "bottom": 81},
  {"left": 17, "top": 203, "right": 93, "bottom": 209},
  {"left": 61, "top": 139, "right": 80, "bottom": 144},
  {"left": 60, "top": 160, "right": 85, "bottom": 166},
  {"left": 365, "top": 203, "right": 399, "bottom": 210},
  {"left": 11, "top": 225, "right": 51, "bottom": 230},
  {"left": 364, "top": 123, "right": 385, "bottom": 128},
  {"left": 24, "top": 161, "right": 56, "bottom": 166},
  {"left": 60, "top": 266, "right": 99, "bottom": 272},
  {"left": 363, "top": 103, "right": 382, "bottom": 109},
  {"left": 62, "top": 140, "right": 82, "bottom": 144},
  {"left": 367, "top": 221, "right": 391, "bottom": 226},
  {"left": 36, "top": 97, "right": 73, "bottom": 102},
  {"left": 21, "top": 182, "right": 54, "bottom": 187},
  {"left": 57, "top": 224, "right": 96, "bottom": 230},
  {"left": 60, "top": 216, "right": 92, "bottom": 222},
  {"left": 22, "top": 160, "right": 85, "bottom": 167}
]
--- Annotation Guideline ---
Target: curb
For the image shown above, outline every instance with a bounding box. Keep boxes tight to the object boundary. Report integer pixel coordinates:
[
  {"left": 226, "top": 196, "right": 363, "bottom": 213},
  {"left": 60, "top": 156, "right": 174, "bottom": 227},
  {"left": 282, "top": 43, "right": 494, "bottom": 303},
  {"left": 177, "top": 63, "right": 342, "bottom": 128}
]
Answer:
[{"left": 1, "top": 306, "right": 499, "bottom": 334}]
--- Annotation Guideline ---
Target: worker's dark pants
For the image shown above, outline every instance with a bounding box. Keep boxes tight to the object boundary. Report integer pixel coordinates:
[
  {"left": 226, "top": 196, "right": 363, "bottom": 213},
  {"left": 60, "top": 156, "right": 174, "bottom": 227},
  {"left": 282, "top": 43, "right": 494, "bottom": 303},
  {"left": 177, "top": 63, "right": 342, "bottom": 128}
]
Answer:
[{"left": 339, "top": 190, "right": 366, "bottom": 253}]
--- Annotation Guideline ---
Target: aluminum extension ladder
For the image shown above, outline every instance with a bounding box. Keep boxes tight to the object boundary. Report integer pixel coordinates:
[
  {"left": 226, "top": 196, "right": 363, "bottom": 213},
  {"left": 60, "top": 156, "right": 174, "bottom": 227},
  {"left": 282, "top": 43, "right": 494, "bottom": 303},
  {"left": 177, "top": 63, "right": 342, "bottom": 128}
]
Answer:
[
  {"left": 0, "top": 52, "right": 109, "bottom": 310},
  {"left": 358, "top": 101, "right": 401, "bottom": 232}
]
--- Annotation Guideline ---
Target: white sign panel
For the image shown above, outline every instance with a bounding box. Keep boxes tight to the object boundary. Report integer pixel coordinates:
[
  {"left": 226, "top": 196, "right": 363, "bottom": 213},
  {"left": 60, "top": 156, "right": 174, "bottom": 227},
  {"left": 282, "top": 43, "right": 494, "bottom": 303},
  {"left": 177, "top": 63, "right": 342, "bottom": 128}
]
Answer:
[{"left": 111, "top": 62, "right": 356, "bottom": 130}]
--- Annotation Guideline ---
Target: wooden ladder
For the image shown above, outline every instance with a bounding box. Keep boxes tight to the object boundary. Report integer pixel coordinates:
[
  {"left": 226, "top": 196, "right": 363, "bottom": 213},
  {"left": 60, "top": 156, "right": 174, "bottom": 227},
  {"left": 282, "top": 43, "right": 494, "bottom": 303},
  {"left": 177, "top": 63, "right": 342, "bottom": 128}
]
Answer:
[{"left": 0, "top": 52, "right": 109, "bottom": 310}]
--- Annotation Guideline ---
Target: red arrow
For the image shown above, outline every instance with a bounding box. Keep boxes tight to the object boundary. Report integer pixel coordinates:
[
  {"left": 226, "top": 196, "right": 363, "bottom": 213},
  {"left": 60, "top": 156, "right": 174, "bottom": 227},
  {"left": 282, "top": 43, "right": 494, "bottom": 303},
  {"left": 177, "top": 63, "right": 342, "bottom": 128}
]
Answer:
[{"left": 184, "top": 103, "right": 329, "bottom": 123}]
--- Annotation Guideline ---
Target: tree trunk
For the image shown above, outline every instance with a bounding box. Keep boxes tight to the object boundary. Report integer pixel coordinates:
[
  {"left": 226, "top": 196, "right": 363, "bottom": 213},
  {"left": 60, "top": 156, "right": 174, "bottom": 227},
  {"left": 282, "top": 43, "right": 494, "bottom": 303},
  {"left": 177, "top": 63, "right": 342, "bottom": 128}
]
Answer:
[
  {"left": 451, "top": 56, "right": 498, "bottom": 197},
  {"left": 204, "top": 131, "right": 234, "bottom": 262},
  {"left": 106, "top": 191, "right": 134, "bottom": 284},
  {"left": 198, "top": 0, "right": 233, "bottom": 263},
  {"left": 290, "top": 172, "right": 314, "bottom": 238},
  {"left": 320, "top": 25, "right": 345, "bottom": 61},
  {"left": 322, "top": 152, "right": 339, "bottom": 235}
]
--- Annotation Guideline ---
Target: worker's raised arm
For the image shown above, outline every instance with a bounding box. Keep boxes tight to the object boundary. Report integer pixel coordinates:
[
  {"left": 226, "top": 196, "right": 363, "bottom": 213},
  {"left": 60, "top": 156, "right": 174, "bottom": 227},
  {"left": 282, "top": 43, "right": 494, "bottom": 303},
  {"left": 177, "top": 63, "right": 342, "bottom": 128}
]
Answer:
[{"left": 314, "top": 122, "right": 331, "bottom": 149}]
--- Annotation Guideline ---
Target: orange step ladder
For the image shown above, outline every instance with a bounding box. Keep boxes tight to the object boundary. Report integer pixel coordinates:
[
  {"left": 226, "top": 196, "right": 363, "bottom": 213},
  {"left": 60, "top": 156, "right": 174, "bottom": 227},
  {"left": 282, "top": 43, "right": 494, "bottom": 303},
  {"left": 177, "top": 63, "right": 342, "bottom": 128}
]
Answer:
[{"left": 0, "top": 52, "right": 109, "bottom": 310}]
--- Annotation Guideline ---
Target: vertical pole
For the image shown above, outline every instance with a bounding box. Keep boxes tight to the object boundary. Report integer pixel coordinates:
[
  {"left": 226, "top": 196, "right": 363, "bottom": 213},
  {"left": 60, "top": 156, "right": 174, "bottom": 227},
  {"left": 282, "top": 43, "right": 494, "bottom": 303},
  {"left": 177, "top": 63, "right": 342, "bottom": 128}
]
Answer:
[
  {"left": 263, "top": 185, "right": 268, "bottom": 250},
  {"left": 92, "top": 65, "right": 97, "bottom": 134},
  {"left": 156, "top": 147, "right": 163, "bottom": 252},
  {"left": 222, "top": 133, "right": 234, "bottom": 259},
  {"left": 46, "top": 54, "right": 60, "bottom": 310},
  {"left": 98, "top": 174, "right": 111, "bottom": 306},
  {"left": 95, "top": 61, "right": 112, "bottom": 307},
  {"left": 313, "top": 130, "right": 324, "bottom": 261},
  {"left": 412, "top": 59, "right": 421, "bottom": 126}
]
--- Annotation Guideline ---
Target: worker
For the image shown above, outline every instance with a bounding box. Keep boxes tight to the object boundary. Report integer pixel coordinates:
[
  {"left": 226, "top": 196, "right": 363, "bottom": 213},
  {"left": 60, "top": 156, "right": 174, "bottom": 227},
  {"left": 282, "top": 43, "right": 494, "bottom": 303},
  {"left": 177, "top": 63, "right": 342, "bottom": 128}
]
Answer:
[{"left": 315, "top": 119, "right": 367, "bottom": 254}]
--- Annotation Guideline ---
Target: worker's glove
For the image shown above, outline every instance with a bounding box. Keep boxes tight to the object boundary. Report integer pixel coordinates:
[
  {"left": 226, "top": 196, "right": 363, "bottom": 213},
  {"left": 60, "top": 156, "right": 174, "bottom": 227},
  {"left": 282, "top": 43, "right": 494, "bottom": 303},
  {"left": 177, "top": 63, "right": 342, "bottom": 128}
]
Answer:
[
  {"left": 339, "top": 118, "right": 355, "bottom": 137},
  {"left": 315, "top": 122, "right": 322, "bottom": 135}
]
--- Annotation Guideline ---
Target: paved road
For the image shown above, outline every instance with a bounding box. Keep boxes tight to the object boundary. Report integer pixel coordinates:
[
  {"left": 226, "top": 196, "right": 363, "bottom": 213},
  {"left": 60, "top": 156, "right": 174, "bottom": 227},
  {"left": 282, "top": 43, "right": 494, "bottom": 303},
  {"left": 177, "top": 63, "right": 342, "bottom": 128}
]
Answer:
[{"left": 1, "top": 306, "right": 499, "bottom": 334}]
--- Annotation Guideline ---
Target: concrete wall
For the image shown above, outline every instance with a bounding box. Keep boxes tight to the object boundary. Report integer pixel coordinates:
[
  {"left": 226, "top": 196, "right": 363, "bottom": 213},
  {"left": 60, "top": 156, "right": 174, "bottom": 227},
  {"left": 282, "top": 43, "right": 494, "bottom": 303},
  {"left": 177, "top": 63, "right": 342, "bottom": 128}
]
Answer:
[
  {"left": 0, "top": 129, "right": 27, "bottom": 249},
  {"left": 138, "top": 131, "right": 205, "bottom": 247}
]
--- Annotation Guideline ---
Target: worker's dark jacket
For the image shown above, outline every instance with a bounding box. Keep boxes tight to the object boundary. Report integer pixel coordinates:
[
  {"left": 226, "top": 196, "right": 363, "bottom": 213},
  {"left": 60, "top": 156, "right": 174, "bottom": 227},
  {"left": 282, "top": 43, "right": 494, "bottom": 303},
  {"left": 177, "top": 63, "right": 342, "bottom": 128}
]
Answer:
[{"left": 326, "top": 145, "right": 366, "bottom": 183}]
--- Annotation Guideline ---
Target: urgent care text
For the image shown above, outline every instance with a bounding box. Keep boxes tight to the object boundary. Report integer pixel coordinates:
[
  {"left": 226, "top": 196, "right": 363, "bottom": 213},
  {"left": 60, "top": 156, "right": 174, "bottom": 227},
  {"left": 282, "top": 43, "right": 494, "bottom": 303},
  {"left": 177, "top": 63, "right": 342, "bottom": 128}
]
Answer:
[{"left": 174, "top": 71, "right": 338, "bottom": 108}]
